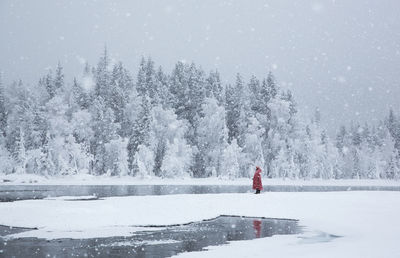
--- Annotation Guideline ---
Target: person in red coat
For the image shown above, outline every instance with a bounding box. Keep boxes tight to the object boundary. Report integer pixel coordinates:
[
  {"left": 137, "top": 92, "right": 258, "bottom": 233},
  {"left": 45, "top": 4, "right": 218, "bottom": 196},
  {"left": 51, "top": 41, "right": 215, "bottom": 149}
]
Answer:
[{"left": 253, "top": 166, "right": 263, "bottom": 194}]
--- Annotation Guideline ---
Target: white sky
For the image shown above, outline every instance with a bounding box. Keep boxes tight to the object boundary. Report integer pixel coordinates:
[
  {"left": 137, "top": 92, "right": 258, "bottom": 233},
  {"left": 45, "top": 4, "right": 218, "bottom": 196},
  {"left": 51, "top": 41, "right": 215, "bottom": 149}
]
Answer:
[{"left": 1, "top": 0, "right": 400, "bottom": 133}]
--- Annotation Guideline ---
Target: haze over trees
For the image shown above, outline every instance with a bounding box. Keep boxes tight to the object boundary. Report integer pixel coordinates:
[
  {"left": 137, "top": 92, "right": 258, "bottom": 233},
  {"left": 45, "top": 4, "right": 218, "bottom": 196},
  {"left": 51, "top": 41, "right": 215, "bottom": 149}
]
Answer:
[{"left": 0, "top": 50, "right": 399, "bottom": 179}]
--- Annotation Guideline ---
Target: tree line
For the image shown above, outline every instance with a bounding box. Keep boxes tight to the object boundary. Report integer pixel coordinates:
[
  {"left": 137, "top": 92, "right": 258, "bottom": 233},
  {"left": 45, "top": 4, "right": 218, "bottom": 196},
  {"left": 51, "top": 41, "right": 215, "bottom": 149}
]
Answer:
[{"left": 0, "top": 49, "right": 399, "bottom": 179}]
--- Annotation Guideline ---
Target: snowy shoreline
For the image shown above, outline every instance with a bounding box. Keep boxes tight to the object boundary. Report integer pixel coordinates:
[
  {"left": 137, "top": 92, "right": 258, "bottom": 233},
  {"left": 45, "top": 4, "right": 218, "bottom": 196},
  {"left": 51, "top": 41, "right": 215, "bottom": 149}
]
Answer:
[{"left": 1, "top": 173, "right": 400, "bottom": 186}]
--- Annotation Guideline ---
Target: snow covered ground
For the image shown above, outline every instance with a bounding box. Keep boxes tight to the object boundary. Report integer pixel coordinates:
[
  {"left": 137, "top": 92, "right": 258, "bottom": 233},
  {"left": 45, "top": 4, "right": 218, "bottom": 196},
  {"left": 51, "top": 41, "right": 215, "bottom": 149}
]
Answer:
[
  {"left": 1, "top": 191, "right": 400, "bottom": 257},
  {"left": 1, "top": 173, "right": 400, "bottom": 186}
]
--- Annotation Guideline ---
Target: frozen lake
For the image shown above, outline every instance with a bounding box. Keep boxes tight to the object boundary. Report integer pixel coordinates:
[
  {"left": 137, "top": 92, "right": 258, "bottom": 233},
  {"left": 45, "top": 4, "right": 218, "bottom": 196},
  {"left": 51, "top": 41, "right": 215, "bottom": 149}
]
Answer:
[
  {"left": 1, "top": 184, "right": 400, "bottom": 202},
  {"left": 0, "top": 216, "right": 300, "bottom": 258},
  {"left": 0, "top": 191, "right": 399, "bottom": 257}
]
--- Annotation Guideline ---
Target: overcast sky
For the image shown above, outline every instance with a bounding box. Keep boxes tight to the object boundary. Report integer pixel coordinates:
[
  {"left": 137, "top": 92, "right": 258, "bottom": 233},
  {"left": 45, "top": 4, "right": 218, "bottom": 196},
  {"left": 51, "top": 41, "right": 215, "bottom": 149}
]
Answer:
[{"left": 1, "top": 0, "right": 400, "bottom": 133}]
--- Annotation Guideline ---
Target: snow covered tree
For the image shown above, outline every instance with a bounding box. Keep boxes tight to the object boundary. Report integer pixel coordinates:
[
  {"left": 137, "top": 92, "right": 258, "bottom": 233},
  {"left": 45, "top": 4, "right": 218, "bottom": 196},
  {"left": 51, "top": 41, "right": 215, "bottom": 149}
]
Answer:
[
  {"left": 94, "top": 47, "right": 111, "bottom": 99},
  {"left": 1, "top": 49, "right": 399, "bottom": 180},
  {"left": 0, "top": 142, "right": 14, "bottom": 174},
  {"left": 197, "top": 98, "right": 228, "bottom": 177},
  {"left": 161, "top": 140, "right": 192, "bottom": 178},
  {"left": 6, "top": 81, "right": 38, "bottom": 162},
  {"left": 205, "top": 70, "right": 224, "bottom": 105},
  {"left": 127, "top": 96, "right": 151, "bottom": 175},
  {"left": 54, "top": 62, "right": 64, "bottom": 93},
  {"left": 90, "top": 97, "right": 119, "bottom": 175},
  {"left": 386, "top": 109, "right": 400, "bottom": 154},
  {"left": 241, "top": 117, "right": 265, "bottom": 177},
  {"left": 226, "top": 73, "right": 245, "bottom": 145},
  {"left": 72, "top": 78, "right": 91, "bottom": 110},
  {"left": 336, "top": 125, "right": 347, "bottom": 156},
  {"left": 155, "top": 66, "right": 172, "bottom": 108},
  {"left": 0, "top": 73, "right": 7, "bottom": 137},
  {"left": 109, "top": 62, "right": 133, "bottom": 124},
  {"left": 44, "top": 70, "right": 55, "bottom": 99},
  {"left": 170, "top": 62, "right": 205, "bottom": 129},
  {"left": 170, "top": 61, "right": 189, "bottom": 120},
  {"left": 149, "top": 105, "right": 192, "bottom": 178},
  {"left": 105, "top": 137, "right": 129, "bottom": 176},
  {"left": 220, "top": 139, "right": 241, "bottom": 179},
  {"left": 386, "top": 150, "right": 400, "bottom": 179},
  {"left": 136, "top": 57, "right": 157, "bottom": 99}
]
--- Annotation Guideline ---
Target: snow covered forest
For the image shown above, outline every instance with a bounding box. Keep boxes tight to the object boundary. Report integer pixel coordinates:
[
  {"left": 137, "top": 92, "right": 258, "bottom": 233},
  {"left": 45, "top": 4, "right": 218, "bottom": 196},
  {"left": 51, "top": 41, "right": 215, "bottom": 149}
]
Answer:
[{"left": 0, "top": 49, "right": 399, "bottom": 179}]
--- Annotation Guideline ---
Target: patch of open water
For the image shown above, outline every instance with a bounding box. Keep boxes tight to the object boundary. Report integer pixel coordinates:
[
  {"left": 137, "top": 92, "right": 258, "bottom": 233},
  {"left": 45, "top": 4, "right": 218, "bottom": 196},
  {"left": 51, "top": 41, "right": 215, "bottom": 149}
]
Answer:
[{"left": 0, "top": 215, "right": 300, "bottom": 258}]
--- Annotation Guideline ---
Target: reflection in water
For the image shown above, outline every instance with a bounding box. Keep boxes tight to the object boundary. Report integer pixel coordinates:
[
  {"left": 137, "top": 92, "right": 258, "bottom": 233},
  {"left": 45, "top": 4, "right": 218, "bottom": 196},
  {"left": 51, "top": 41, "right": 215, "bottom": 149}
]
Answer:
[
  {"left": 0, "top": 216, "right": 300, "bottom": 258},
  {"left": 253, "top": 220, "right": 262, "bottom": 238}
]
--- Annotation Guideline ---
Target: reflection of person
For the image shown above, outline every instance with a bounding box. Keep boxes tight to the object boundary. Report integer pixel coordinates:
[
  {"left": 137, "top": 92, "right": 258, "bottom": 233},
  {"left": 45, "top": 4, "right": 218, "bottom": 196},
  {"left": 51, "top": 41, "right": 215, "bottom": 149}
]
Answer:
[
  {"left": 252, "top": 166, "right": 263, "bottom": 194},
  {"left": 253, "top": 220, "right": 262, "bottom": 238}
]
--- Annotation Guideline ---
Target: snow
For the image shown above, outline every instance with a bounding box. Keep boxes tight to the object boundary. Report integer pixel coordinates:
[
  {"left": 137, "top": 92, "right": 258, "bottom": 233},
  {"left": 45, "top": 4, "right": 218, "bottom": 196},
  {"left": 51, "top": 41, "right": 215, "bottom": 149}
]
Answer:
[
  {"left": 4, "top": 226, "right": 161, "bottom": 240},
  {"left": 44, "top": 195, "right": 99, "bottom": 201},
  {"left": 1, "top": 191, "right": 400, "bottom": 257},
  {"left": 2, "top": 173, "right": 400, "bottom": 186},
  {"left": 100, "top": 239, "right": 180, "bottom": 247}
]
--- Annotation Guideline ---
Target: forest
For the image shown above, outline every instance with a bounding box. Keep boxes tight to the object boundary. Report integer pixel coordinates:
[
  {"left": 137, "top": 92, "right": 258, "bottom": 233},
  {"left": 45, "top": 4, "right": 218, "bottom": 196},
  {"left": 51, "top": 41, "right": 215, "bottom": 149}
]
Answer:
[{"left": 0, "top": 49, "right": 399, "bottom": 179}]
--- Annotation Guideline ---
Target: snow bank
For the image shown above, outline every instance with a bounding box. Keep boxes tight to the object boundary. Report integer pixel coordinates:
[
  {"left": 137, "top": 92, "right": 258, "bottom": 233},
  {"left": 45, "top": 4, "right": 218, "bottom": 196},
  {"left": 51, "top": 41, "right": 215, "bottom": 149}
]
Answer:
[
  {"left": 0, "top": 191, "right": 400, "bottom": 257},
  {"left": 1, "top": 173, "right": 400, "bottom": 186},
  {"left": 44, "top": 195, "right": 99, "bottom": 201}
]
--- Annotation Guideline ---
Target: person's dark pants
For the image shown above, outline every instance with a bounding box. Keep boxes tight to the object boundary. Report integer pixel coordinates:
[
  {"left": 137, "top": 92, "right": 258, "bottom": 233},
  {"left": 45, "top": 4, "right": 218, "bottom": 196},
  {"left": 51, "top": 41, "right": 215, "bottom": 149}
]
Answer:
[{"left": 255, "top": 189, "right": 261, "bottom": 194}]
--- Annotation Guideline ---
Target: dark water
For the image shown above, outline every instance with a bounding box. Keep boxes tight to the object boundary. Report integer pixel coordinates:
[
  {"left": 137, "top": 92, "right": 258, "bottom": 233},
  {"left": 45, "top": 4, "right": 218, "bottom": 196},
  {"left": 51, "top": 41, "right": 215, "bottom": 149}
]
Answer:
[
  {"left": 1, "top": 184, "right": 399, "bottom": 202},
  {"left": 0, "top": 216, "right": 300, "bottom": 258}
]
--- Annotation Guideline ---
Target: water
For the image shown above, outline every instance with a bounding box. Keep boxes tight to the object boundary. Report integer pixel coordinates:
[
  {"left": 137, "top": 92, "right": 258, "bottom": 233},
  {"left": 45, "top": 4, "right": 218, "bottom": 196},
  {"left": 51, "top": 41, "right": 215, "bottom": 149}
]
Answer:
[
  {"left": 0, "top": 216, "right": 300, "bottom": 258},
  {"left": 1, "top": 184, "right": 399, "bottom": 202}
]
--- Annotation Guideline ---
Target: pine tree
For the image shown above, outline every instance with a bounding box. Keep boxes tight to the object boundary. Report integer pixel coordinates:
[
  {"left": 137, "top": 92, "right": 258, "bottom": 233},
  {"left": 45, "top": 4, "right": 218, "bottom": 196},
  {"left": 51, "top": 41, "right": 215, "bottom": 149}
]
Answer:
[
  {"left": 265, "top": 72, "right": 278, "bottom": 99},
  {"left": 54, "top": 62, "right": 64, "bottom": 92},
  {"left": 39, "top": 131, "right": 54, "bottom": 176},
  {"left": 314, "top": 108, "right": 321, "bottom": 125},
  {"left": 44, "top": 70, "right": 55, "bottom": 99},
  {"left": 95, "top": 47, "right": 111, "bottom": 99},
  {"left": 155, "top": 66, "right": 171, "bottom": 108},
  {"left": 187, "top": 63, "right": 206, "bottom": 125},
  {"left": 351, "top": 123, "right": 363, "bottom": 147},
  {"left": 386, "top": 109, "right": 400, "bottom": 154},
  {"left": 225, "top": 83, "right": 235, "bottom": 143},
  {"left": 247, "top": 75, "right": 264, "bottom": 120},
  {"left": 153, "top": 138, "right": 166, "bottom": 177},
  {"left": 205, "top": 70, "right": 224, "bottom": 105},
  {"left": 110, "top": 62, "right": 132, "bottom": 124},
  {"left": 136, "top": 57, "right": 147, "bottom": 96},
  {"left": 225, "top": 73, "right": 243, "bottom": 144},
  {"left": 136, "top": 57, "right": 157, "bottom": 99},
  {"left": 0, "top": 73, "right": 7, "bottom": 137},
  {"left": 145, "top": 57, "right": 157, "bottom": 100},
  {"left": 285, "top": 90, "right": 297, "bottom": 118},
  {"left": 15, "top": 128, "right": 27, "bottom": 173},
  {"left": 90, "top": 96, "right": 119, "bottom": 175},
  {"left": 336, "top": 125, "right": 347, "bottom": 155},
  {"left": 127, "top": 96, "right": 151, "bottom": 175},
  {"left": 72, "top": 77, "right": 88, "bottom": 109},
  {"left": 170, "top": 62, "right": 189, "bottom": 119}
]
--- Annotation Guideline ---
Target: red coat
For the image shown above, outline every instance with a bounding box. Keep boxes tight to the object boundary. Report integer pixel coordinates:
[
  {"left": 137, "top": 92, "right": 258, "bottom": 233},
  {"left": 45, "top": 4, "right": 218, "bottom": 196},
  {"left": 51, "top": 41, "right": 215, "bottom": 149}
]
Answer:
[{"left": 252, "top": 169, "right": 263, "bottom": 190}]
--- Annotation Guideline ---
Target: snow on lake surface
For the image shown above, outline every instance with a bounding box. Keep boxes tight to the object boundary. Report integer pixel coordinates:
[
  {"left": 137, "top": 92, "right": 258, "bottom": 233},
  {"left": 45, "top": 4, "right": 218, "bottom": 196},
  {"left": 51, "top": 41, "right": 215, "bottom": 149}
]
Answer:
[{"left": 0, "top": 191, "right": 399, "bottom": 257}]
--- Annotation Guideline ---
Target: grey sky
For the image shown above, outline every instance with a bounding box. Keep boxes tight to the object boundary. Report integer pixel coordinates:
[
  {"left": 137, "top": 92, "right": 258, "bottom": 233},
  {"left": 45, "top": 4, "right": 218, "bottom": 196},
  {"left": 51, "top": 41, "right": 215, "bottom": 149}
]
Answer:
[{"left": 1, "top": 0, "right": 400, "bottom": 133}]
